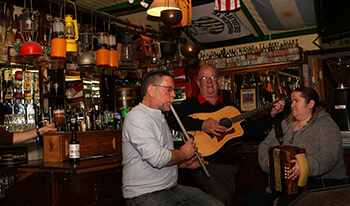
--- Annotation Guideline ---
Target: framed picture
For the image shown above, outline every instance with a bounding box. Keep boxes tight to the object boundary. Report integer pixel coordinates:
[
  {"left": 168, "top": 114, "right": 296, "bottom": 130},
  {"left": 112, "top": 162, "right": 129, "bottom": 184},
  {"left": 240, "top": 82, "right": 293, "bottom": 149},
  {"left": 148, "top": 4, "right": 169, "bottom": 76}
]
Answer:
[{"left": 240, "top": 88, "right": 257, "bottom": 111}]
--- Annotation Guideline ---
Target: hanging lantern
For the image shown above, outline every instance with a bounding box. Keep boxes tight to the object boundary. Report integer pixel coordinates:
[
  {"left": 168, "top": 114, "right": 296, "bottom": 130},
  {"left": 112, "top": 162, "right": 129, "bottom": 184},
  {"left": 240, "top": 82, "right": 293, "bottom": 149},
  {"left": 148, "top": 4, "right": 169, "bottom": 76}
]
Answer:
[
  {"left": 109, "top": 50, "right": 118, "bottom": 68},
  {"left": 96, "top": 32, "right": 110, "bottom": 68},
  {"left": 108, "top": 34, "right": 118, "bottom": 68},
  {"left": 132, "top": 34, "right": 152, "bottom": 60},
  {"left": 50, "top": 18, "right": 66, "bottom": 60},
  {"left": 80, "top": 24, "right": 94, "bottom": 52},
  {"left": 64, "top": 14, "right": 79, "bottom": 53},
  {"left": 96, "top": 49, "right": 110, "bottom": 68},
  {"left": 119, "top": 34, "right": 136, "bottom": 70},
  {"left": 77, "top": 24, "right": 95, "bottom": 68},
  {"left": 18, "top": 8, "right": 43, "bottom": 57}
]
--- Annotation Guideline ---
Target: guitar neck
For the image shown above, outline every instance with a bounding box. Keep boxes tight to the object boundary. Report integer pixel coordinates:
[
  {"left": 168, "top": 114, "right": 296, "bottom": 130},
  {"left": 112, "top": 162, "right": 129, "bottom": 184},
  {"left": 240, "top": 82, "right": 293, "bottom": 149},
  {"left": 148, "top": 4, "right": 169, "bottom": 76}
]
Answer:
[{"left": 232, "top": 99, "right": 281, "bottom": 123}]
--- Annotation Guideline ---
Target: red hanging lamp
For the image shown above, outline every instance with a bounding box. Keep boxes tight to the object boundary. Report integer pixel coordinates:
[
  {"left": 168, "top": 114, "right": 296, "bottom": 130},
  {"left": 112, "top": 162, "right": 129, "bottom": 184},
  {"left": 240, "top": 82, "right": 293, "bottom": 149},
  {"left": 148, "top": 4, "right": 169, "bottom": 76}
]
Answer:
[{"left": 18, "top": 7, "right": 43, "bottom": 57}]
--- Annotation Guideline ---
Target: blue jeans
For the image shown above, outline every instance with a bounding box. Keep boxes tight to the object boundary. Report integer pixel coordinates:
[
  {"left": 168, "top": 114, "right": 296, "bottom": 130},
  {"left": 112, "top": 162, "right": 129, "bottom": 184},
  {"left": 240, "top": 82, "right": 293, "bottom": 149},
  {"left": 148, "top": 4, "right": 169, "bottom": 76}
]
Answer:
[{"left": 126, "top": 184, "right": 224, "bottom": 206}]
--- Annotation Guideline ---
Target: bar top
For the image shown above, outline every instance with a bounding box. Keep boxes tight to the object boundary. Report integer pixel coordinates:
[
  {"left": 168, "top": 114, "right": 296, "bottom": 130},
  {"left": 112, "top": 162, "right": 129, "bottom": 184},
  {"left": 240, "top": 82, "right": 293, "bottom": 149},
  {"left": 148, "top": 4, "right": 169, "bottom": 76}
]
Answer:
[{"left": 17, "top": 155, "right": 122, "bottom": 174}]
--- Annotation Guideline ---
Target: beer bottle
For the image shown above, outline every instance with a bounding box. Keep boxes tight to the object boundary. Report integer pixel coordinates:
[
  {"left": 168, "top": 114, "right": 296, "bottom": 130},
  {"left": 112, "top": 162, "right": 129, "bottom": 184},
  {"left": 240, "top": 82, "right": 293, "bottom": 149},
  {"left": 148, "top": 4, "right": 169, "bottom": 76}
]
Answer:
[
  {"left": 69, "top": 110, "right": 80, "bottom": 162},
  {"left": 90, "top": 105, "right": 96, "bottom": 131}
]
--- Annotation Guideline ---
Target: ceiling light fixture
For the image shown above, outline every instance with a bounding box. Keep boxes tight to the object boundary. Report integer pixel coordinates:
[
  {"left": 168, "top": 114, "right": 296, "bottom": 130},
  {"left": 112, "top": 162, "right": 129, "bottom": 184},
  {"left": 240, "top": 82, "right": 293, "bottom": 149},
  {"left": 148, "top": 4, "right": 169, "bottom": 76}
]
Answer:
[
  {"left": 140, "top": 0, "right": 149, "bottom": 8},
  {"left": 146, "top": 0, "right": 181, "bottom": 17}
]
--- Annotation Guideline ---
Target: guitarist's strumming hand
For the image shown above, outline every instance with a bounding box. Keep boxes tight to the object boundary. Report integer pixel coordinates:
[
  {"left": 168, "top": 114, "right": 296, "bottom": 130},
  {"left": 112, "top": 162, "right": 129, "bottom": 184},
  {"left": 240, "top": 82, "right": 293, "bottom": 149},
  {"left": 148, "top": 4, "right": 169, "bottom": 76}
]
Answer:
[
  {"left": 270, "top": 98, "right": 285, "bottom": 118},
  {"left": 202, "top": 118, "right": 227, "bottom": 139}
]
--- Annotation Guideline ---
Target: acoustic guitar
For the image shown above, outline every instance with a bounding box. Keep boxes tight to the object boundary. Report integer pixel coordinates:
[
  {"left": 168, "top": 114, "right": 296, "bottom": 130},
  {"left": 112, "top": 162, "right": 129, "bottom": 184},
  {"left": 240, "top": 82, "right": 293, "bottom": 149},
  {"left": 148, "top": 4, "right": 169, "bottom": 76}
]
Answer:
[{"left": 188, "top": 98, "right": 288, "bottom": 162}]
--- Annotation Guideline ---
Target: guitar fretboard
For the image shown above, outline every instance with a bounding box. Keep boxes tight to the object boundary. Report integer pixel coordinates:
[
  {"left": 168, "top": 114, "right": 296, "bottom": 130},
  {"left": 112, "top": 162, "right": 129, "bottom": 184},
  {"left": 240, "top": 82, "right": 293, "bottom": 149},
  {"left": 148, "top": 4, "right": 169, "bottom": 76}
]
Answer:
[{"left": 231, "top": 98, "right": 288, "bottom": 123}]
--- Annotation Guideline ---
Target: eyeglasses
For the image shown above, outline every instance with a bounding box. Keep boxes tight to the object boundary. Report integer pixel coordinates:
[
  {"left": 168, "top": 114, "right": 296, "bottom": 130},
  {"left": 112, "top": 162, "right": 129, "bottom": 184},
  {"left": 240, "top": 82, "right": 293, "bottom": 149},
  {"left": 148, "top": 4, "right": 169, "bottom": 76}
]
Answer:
[
  {"left": 199, "top": 75, "right": 218, "bottom": 81},
  {"left": 153, "top": 85, "right": 174, "bottom": 93}
]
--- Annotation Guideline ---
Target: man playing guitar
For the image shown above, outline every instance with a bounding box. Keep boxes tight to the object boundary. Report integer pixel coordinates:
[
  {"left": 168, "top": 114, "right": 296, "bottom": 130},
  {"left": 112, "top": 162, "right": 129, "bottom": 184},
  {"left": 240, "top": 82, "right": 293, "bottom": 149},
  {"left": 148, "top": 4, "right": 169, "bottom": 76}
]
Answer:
[{"left": 167, "top": 65, "right": 285, "bottom": 206}]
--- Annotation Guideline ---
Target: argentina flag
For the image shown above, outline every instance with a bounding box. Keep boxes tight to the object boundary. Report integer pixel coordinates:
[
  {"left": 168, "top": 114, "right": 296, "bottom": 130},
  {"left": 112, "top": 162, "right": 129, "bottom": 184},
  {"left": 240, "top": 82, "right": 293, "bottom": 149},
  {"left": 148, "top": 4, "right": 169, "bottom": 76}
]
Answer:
[{"left": 250, "top": 0, "right": 317, "bottom": 30}]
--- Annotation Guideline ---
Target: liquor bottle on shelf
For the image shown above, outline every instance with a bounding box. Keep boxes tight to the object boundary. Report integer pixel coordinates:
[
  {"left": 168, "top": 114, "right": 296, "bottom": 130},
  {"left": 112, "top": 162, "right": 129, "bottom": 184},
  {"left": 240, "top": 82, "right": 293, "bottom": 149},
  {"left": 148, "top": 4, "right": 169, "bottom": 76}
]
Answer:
[
  {"left": 2, "top": 67, "right": 12, "bottom": 89},
  {"left": 13, "top": 99, "right": 25, "bottom": 115},
  {"left": 52, "top": 71, "right": 60, "bottom": 96},
  {"left": 33, "top": 72, "right": 40, "bottom": 99},
  {"left": 85, "top": 107, "right": 91, "bottom": 131},
  {"left": 4, "top": 98, "right": 13, "bottom": 114},
  {"left": 104, "top": 77, "right": 110, "bottom": 98},
  {"left": 24, "top": 72, "right": 32, "bottom": 94},
  {"left": 43, "top": 71, "right": 51, "bottom": 95},
  {"left": 69, "top": 109, "right": 80, "bottom": 163},
  {"left": 66, "top": 86, "right": 74, "bottom": 104},
  {"left": 13, "top": 70, "right": 24, "bottom": 114},
  {"left": 104, "top": 104, "right": 114, "bottom": 130},
  {"left": 96, "top": 102, "right": 104, "bottom": 130},
  {"left": 89, "top": 105, "right": 95, "bottom": 131},
  {"left": 75, "top": 108, "right": 82, "bottom": 131}
]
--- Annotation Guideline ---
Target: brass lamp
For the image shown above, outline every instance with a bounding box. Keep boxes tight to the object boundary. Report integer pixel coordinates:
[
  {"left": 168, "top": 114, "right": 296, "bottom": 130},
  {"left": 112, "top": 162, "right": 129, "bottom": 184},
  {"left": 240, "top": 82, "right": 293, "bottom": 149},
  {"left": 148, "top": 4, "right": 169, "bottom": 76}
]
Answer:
[
  {"left": 181, "top": 44, "right": 200, "bottom": 58},
  {"left": 161, "top": 9, "right": 182, "bottom": 26}
]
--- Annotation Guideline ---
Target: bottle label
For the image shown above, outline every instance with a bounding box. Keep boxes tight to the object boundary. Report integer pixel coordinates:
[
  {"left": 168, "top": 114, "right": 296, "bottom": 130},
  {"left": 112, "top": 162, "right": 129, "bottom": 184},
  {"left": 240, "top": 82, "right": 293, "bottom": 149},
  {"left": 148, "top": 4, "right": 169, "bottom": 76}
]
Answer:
[
  {"left": 25, "top": 79, "right": 32, "bottom": 91},
  {"left": 15, "top": 71, "right": 23, "bottom": 81},
  {"left": 5, "top": 93, "right": 12, "bottom": 99},
  {"left": 34, "top": 92, "right": 40, "bottom": 100},
  {"left": 4, "top": 70, "right": 12, "bottom": 81},
  {"left": 25, "top": 93, "right": 33, "bottom": 100},
  {"left": 14, "top": 92, "right": 23, "bottom": 99},
  {"left": 69, "top": 144, "right": 80, "bottom": 158},
  {"left": 34, "top": 79, "right": 39, "bottom": 91}
]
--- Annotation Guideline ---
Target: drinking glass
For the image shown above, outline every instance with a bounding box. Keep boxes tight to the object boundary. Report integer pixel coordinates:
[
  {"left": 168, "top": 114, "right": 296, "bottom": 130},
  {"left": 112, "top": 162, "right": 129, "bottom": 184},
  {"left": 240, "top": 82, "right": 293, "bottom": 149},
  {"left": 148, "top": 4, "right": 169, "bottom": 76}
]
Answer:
[{"left": 53, "top": 109, "right": 65, "bottom": 132}]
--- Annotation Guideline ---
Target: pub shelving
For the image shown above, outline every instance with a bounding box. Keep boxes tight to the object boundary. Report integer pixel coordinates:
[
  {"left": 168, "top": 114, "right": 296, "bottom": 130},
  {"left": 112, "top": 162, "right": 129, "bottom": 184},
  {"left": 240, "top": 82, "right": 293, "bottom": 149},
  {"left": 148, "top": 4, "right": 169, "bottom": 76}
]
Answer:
[{"left": 218, "top": 61, "right": 303, "bottom": 110}]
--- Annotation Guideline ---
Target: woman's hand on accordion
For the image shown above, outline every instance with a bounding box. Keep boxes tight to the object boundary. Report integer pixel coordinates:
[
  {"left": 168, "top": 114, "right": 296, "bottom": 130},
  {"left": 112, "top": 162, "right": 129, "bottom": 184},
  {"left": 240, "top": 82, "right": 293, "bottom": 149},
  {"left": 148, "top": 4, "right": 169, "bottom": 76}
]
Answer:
[{"left": 288, "top": 160, "right": 300, "bottom": 180}]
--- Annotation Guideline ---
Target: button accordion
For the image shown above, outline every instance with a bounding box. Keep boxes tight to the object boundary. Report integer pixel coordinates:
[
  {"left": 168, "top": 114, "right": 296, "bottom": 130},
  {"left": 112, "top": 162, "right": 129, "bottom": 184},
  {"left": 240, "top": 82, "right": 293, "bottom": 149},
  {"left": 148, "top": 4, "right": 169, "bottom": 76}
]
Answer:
[{"left": 268, "top": 146, "right": 309, "bottom": 195}]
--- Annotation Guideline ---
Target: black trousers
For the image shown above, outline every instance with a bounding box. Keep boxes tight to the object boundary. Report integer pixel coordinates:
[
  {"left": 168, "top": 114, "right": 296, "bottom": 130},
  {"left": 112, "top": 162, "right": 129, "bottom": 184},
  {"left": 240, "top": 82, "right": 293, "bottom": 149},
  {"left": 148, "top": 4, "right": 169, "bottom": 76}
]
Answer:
[{"left": 245, "top": 174, "right": 348, "bottom": 206}]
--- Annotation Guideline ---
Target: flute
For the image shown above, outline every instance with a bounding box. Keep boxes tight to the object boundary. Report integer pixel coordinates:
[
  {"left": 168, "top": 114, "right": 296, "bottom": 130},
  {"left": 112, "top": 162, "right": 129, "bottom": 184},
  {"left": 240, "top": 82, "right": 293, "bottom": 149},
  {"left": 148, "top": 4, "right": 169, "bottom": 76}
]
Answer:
[{"left": 170, "top": 105, "right": 210, "bottom": 178}]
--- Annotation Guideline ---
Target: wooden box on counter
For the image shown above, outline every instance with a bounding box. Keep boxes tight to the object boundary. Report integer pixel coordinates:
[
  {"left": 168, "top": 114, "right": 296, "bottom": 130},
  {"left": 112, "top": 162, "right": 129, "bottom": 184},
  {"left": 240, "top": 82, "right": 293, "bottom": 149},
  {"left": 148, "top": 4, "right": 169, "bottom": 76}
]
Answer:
[{"left": 43, "top": 130, "right": 122, "bottom": 162}]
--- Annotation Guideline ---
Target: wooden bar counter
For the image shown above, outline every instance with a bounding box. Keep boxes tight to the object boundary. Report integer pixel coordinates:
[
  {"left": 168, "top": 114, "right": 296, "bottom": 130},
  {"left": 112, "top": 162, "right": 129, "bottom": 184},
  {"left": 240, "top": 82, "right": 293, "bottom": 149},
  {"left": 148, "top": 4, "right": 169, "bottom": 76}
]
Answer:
[{"left": 5, "top": 130, "right": 126, "bottom": 206}]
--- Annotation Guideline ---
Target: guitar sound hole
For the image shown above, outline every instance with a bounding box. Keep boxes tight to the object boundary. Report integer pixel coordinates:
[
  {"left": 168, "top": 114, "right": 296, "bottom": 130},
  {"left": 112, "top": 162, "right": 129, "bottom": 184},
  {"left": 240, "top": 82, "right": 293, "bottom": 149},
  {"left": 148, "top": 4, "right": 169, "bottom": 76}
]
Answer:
[{"left": 219, "top": 118, "right": 233, "bottom": 129}]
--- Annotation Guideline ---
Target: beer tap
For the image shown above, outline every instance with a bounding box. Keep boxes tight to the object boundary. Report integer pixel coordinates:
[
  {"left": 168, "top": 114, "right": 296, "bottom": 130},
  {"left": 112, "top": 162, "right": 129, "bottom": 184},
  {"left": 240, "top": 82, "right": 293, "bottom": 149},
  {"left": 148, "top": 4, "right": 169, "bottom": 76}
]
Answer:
[{"left": 34, "top": 103, "right": 43, "bottom": 148}]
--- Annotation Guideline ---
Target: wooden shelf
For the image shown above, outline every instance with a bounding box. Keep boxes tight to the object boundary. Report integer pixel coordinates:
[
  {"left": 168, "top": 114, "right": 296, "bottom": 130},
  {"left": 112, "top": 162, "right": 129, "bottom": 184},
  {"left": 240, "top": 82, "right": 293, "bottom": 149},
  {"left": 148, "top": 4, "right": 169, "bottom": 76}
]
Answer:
[
  {"left": 43, "top": 94, "right": 65, "bottom": 99},
  {"left": 218, "top": 61, "right": 303, "bottom": 75}
]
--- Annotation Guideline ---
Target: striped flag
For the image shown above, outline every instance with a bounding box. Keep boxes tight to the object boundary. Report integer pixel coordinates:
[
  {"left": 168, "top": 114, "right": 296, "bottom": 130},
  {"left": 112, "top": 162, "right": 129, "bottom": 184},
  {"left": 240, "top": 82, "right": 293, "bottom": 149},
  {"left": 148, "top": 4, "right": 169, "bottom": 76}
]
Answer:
[{"left": 215, "top": 0, "right": 241, "bottom": 11}]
